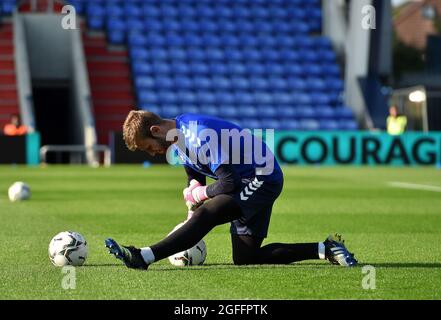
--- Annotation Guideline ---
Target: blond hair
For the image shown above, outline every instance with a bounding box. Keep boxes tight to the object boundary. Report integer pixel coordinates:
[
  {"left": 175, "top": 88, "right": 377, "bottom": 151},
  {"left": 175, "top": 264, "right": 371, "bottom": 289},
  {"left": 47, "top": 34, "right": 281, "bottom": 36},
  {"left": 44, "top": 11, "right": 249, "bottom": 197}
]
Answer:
[{"left": 122, "top": 110, "right": 163, "bottom": 151}]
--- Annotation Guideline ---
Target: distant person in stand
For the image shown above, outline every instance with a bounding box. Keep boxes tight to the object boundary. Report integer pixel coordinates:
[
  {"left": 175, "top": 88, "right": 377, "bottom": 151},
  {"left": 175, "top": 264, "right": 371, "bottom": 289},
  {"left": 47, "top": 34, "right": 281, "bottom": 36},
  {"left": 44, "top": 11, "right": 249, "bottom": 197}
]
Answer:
[
  {"left": 387, "top": 105, "right": 407, "bottom": 135},
  {"left": 3, "top": 114, "right": 28, "bottom": 136}
]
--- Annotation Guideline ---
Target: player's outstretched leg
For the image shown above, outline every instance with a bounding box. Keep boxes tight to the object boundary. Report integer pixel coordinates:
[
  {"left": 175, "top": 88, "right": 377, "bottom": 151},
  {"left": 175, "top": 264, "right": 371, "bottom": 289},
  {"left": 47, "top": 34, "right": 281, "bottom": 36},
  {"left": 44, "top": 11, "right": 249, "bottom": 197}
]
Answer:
[{"left": 106, "top": 194, "right": 242, "bottom": 269}]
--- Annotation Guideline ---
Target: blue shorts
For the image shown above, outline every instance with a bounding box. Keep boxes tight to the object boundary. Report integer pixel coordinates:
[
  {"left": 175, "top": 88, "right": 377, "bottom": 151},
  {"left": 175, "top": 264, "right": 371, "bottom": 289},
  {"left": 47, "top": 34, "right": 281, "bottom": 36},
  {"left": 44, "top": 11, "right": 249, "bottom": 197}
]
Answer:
[{"left": 230, "top": 177, "right": 283, "bottom": 238}]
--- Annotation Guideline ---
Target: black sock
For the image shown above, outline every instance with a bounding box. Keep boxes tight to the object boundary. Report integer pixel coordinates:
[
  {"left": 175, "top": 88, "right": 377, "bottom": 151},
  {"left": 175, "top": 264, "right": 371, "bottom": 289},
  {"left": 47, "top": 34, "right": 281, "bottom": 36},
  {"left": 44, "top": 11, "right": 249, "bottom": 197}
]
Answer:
[{"left": 257, "top": 243, "right": 319, "bottom": 264}]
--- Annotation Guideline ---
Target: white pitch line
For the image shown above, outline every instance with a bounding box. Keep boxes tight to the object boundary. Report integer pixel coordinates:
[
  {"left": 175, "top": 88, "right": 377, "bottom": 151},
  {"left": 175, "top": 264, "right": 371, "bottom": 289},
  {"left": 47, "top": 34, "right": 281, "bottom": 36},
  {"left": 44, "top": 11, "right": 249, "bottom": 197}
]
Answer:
[{"left": 388, "top": 182, "right": 441, "bottom": 193}]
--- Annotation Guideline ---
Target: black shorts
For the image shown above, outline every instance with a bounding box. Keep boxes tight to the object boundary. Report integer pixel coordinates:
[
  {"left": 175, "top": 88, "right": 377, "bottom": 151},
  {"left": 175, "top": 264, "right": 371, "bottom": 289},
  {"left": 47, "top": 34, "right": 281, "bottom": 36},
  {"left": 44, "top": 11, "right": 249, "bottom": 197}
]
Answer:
[{"left": 230, "top": 177, "right": 283, "bottom": 238}]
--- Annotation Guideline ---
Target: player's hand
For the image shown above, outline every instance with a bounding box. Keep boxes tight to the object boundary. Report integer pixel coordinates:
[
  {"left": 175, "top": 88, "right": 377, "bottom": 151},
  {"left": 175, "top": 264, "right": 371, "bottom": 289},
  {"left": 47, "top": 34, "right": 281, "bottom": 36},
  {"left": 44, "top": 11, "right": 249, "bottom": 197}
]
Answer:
[{"left": 183, "top": 179, "right": 208, "bottom": 211}]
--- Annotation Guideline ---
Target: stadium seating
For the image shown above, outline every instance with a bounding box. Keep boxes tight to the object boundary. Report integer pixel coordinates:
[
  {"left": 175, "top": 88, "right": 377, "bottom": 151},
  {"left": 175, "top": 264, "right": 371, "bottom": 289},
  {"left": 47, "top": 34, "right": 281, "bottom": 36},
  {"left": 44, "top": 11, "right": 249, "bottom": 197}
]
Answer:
[
  {"left": 0, "top": 1, "right": 19, "bottom": 130},
  {"left": 0, "top": 0, "right": 358, "bottom": 131}
]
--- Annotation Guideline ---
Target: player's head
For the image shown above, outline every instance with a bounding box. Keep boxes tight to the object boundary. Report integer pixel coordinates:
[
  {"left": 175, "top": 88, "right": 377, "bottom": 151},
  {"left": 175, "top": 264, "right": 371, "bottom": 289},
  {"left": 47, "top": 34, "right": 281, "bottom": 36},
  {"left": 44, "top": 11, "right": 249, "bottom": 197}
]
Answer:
[
  {"left": 389, "top": 105, "right": 398, "bottom": 117},
  {"left": 123, "top": 110, "right": 174, "bottom": 156},
  {"left": 10, "top": 114, "right": 20, "bottom": 126}
]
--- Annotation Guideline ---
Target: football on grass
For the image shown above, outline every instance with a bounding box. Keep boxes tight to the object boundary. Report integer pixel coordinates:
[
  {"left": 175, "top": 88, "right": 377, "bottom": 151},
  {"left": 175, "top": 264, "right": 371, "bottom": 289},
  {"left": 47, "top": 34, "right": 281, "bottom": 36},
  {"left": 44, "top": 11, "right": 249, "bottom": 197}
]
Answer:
[
  {"left": 8, "top": 181, "right": 31, "bottom": 202},
  {"left": 167, "top": 222, "right": 207, "bottom": 266},
  {"left": 49, "top": 231, "right": 88, "bottom": 267}
]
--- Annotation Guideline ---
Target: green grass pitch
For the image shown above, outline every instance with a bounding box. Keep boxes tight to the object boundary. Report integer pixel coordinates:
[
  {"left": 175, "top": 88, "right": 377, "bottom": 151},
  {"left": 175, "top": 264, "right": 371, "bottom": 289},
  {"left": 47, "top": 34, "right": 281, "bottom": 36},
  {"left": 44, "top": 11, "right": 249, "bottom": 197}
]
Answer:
[{"left": 0, "top": 165, "right": 440, "bottom": 299}]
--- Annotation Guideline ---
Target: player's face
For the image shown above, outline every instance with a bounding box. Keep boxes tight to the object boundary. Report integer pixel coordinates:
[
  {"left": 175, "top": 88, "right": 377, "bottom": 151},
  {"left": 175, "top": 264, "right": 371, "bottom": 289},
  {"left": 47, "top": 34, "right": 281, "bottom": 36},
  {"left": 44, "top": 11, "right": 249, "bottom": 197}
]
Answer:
[
  {"left": 389, "top": 107, "right": 397, "bottom": 117},
  {"left": 136, "top": 137, "right": 168, "bottom": 156}
]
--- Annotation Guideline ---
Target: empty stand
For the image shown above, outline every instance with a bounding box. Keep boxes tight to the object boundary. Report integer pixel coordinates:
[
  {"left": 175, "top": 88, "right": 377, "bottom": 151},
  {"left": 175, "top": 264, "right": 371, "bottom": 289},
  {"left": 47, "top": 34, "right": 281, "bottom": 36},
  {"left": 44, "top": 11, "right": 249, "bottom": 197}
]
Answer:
[
  {"left": 2, "top": 0, "right": 358, "bottom": 134},
  {"left": 0, "top": 20, "right": 19, "bottom": 130}
]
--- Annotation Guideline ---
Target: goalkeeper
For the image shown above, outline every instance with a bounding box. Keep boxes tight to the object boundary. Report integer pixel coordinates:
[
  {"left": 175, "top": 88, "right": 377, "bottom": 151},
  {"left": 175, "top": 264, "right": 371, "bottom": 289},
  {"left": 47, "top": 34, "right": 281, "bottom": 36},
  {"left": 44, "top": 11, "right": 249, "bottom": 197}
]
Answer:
[{"left": 105, "top": 111, "right": 357, "bottom": 269}]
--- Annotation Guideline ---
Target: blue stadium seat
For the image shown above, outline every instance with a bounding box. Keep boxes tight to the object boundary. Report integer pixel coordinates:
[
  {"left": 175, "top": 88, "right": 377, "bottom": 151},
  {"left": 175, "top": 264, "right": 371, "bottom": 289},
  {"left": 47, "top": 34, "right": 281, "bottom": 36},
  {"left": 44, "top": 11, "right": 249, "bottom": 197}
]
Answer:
[
  {"left": 335, "top": 106, "right": 355, "bottom": 119},
  {"left": 130, "top": 48, "right": 149, "bottom": 60},
  {"left": 145, "top": 33, "right": 166, "bottom": 47},
  {"left": 144, "top": 20, "right": 163, "bottom": 32},
  {"left": 296, "top": 106, "right": 317, "bottom": 119},
  {"left": 106, "top": 4, "right": 124, "bottom": 17},
  {"left": 124, "top": 3, "right": 142, "bottom": 18},
  {"left": 254, "top": 92, "right": 274, "bottom": 105},
  {"left": 108, "top": 30, "right": 125, "bottom": 45},
  {"left": 294, "top": 93, "right": 312, "bottom": 105},
  {"left": 235, "top": 92, "right": 254, "bottom": 104},
  {"left": 87, "top": 4, "right": 105, "bottom": 17},
  {"left": 177, "top": 91, "right": 197, "bottom": 104},
  {"left": 238, "top": 106, "right": 257, "bottom": 118},
  {"left": 261, "top": 119, "right": 282, "bottom": 130},
  {"left": 142, "top": 4, "right": 160, "bottom": 17},
  {"left": 257, "top": 106, "right": 277, "bottom": 118},
  {"left": 156, "top": 77, "right": 174, "bottom": 89},
  {"left": 138, "top": 91, "right": 158, "bottom": 104},
  {"left": 300, "top": 50, "right": 319, "bottom": 63},
  {"left": 107, "top": 19, "right": 127, "bottom": 32},
  {"left": 201, "top": 105, "right": 220, "bottom": 117},
  {"left": 299, "top": 119, "right": 320, "bottom": 131},
  {"left": 158, "top": 91, "right": 178, "bottom": 104},
  {"left": 319, "top": 120, "right": 339, "bottom": 131},
  {"left": 174, "top": 76, "right": 193, "bottom": 89},
  {"left": 105, "top": 0, "right": 352, "bottom": 131},
  {"left": 249, "top": 78, "right": 269, "bottom": 90},
  {"left": 87, "top": 16, "right": 105, "bottom": 30},
  {"left": 268, "top": 77, "right": 288, "bottom": 90},
  {"left": 171, "top": 62, "right": 190, "bottom": 75},
  {"left": 325, "top": 77, "right": 344, "bottom": 92},
  {"left": 242, "top": 119, "right": 262, "bottom": 129},
  {"left": 277, "top": 107, "right": 297, "bottom": 118},
  {"left": 128, "top": 33, "right": 147, "bottom": 46},
  {"left": 193, "top": 77, "right": 212, "bottom": 89},
  {"left": 316, "top": 106, "right": 336, "bottom": 120},
  {"left": 161, "top": 105, "right": 181, "bottom": 118},
  {"left": 303, "top": 64, "right": 323, "bottom": 76},
  {"left": 132, "top": 61, "right": 152, "bottom": 75},
  {"left": 169, "top": 49, "right": 187, "bottom": 60},
  {"left": 327, "top": 64, "right": 341, "bottom": 77},
  {"left": 218, "top": 105, "right": 238, "bottom": 118},
  {"left": 280, "top": 119, "right": 300, "bottom": 130},
  {"left": 150, "top": 48, "right": 168, "bottom": 60},
  {"left": 246, "top": 63, "right": 265, "bottom": 75},
  {"left": 215, "top": 92, "right": 234, "bottom": 104},
  {"left": 212, "top": 77, "right": 231, "bottom": 90},
  {"left": 310, "top": 92, "right": 331, "bottom": 105},
  {"left": 285, "top": 65, "right": 305, "bottom": 76},
  {"left": 190, "top": 62, "right": 209, "bottom": 74},
  {"left": 338, "top": 120, "right": 359, "bottom": 130},
  {"left": 294, "top": 36, "right": 315, "bottom": 49},
  {"left": 126, "top": 19, "right": 144, "bottom": 31},
  {"left": 196, "top": 91, "right": 216, "bottom": 104},
  {"left": 135, "top": 76, "right": 155, "bottom": 89},
  {"left": 151, "top": 62, "right": 171, "bottom": 74},
  {"left": 181, "top": 105, "right": 199, "bottom": 114},
  {"left": 306, "top": 78, "right": 326, "bottom": 91}
]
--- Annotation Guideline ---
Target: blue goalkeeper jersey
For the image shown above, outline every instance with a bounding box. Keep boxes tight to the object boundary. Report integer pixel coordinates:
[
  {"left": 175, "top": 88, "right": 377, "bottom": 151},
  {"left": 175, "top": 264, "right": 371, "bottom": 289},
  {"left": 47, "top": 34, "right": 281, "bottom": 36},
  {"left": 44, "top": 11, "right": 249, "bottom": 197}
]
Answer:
[{"left": 173, "top": 113, "right": 283, "bottom": 183}]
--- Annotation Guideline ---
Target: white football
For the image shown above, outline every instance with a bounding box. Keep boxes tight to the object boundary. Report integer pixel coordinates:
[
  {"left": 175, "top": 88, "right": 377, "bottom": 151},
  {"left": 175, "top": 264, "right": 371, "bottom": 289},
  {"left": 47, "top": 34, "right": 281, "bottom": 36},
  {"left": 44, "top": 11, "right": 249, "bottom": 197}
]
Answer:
[
  {"left": 49, "top": 231, "right": 88, "bottom": 267},
  {"left": 167, "top": 222, "right": 207, "bottom": 267},
  {"left": 8, "top": 181, "right": 31, "bottom": 202}
]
